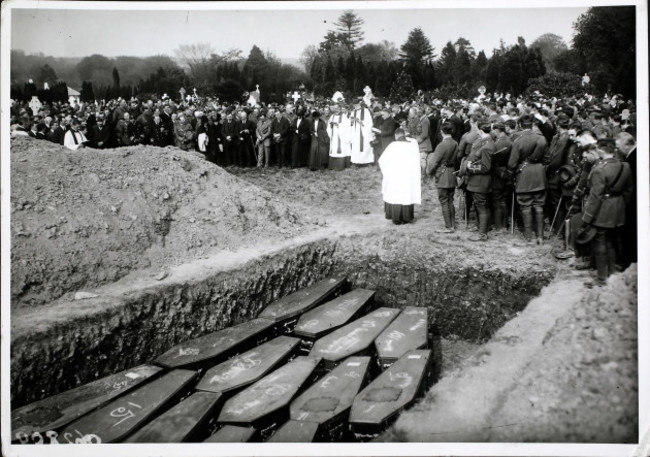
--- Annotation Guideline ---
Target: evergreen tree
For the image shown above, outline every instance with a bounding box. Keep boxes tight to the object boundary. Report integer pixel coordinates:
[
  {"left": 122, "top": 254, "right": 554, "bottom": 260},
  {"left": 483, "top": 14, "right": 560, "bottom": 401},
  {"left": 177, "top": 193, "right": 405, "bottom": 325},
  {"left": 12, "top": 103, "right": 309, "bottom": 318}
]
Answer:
[
  {"left": 37, "top": 64, "right": 58, "bottom": 86},
  {"left": 334, "top": 10, "right": 365, "bottom": 50},
  {"left": 80, "top": 80, "right": 95, "bottom": 102},
  {"left": 572, "top": 6, "right": 635, "bottom": 96},
  {"left": 389, "top": 69, "right": 415, "bottom": 102},
  {"left": 399, "top": 27, "right": 435, "bottom": 65},
  {"left": 436, "top": 41, "right": 457, "bottom": 86},
  {"left": 323, "top": 56, "right": 337, "bottom": 94},
  {"left": 472, "top": 50, "right": 488, "bottom": 84},
  {"left": 112, "top": 67, "right": 121, "bottom": 88},
  {"left": 244, "top": 45, "right": 268, "bottom": 87}
]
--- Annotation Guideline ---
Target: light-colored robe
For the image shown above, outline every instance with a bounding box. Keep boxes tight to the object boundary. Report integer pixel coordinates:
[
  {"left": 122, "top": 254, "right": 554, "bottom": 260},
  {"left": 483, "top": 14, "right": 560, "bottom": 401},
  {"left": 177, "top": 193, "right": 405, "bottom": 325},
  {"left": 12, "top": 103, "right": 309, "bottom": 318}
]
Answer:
[
  {"left": 378, "top": 138, "right": 421, "bottom": 205},
  {"left": 327, "top": 113, "right": 351, "bottom": 158},
  {"left": 350, "top": 107, "right": 374, "bottom": 164}
]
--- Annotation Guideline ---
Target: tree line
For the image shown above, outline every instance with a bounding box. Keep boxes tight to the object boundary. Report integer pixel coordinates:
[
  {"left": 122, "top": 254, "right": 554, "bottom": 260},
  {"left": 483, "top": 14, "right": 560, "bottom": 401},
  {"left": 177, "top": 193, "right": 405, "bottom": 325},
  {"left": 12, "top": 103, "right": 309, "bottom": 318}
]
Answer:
[{"left": 10, "top": 6, "right": 636, "bottom": 104}]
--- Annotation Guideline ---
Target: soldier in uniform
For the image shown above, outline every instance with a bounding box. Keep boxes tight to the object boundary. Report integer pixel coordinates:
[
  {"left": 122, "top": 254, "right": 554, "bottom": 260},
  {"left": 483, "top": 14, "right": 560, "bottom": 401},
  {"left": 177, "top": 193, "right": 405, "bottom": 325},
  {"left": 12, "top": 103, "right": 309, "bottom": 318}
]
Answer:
[
  {"left": 543, "top": 114, "right": 572, "bottom": 232},
  {"left": 460, "top": 120, "right": 494, "bottom": 241},
  {"left": 581, "top": 139, "right": 633, "bottom": 286},
  {"left": 508, "top": 114, "right": 548, "bottom": 243},
  {"left": 426, "top": 122, "right": 459, "bottom": 232},
  {"left": 490, "top": 123, "right": 513, "bottom": 231}
]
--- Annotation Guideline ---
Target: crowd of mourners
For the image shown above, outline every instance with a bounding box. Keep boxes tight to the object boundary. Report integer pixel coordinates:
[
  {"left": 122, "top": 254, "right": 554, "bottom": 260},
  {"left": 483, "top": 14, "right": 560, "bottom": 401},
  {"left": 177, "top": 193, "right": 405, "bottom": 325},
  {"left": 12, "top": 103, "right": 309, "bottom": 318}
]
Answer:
[{"left": 10, "top": 87, "right": 638, "bottom": 287}]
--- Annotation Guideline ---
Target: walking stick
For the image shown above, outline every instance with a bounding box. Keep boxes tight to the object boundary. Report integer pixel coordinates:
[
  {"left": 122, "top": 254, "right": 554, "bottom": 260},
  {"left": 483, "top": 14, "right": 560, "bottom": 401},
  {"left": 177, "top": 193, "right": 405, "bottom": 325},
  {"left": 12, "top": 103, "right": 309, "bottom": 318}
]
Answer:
[
  {"left": 548, "top": 195, "right": 563, "bottom": 239},
  {"left": 510, "top": 191, "right": 515, "bottom": 235}
]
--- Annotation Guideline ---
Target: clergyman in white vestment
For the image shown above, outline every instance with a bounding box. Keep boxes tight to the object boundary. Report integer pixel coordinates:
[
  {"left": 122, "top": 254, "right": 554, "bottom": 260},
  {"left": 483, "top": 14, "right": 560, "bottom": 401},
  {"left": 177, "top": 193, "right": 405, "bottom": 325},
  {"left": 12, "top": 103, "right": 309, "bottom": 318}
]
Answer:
[{"left": 378, "top": 128, "right": 421, "bottom": 224}]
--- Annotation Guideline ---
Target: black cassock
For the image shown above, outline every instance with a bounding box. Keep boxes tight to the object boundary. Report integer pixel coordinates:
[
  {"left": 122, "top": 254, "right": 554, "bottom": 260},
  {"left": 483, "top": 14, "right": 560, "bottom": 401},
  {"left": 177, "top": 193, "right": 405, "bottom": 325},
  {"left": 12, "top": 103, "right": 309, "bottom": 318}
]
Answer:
[
  {"left": 308, "top": 118, "right": 330, "bottom": 171},
  {"left": 291, "top": 117, "right": 311, "bottom": 167}
]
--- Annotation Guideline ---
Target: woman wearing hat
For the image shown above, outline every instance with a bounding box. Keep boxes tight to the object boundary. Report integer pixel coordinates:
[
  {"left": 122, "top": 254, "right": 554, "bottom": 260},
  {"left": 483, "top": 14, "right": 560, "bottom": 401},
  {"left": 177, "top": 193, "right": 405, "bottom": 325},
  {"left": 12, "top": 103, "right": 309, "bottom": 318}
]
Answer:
[{"left": 308, "top": 110, "right": 330, "bottom": 171}]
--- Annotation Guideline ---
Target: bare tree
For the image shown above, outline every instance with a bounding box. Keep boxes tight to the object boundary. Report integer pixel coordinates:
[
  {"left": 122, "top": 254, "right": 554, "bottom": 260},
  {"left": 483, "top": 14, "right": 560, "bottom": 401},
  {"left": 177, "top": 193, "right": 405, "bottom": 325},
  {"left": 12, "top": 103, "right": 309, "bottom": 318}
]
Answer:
[
  {"left": 300, "top": 45, "right": 319, "bottom": 72},
  {"left": 174, "top": 43, "right": 215, "bottom": 69}
]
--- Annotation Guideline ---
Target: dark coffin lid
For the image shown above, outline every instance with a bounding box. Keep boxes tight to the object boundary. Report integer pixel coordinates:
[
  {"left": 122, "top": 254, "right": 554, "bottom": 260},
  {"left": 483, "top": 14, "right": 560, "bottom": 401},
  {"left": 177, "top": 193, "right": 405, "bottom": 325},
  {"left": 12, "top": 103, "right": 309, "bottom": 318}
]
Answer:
[
  {"left": 349, "top": 349, "right": 431, "bottom": 426},
  {"left": 59, "top": 369, "right": 198, "bottom": 443},
  {"left": 294, "top": 289, "right": 375, "bottom": 339},
  {"left": 290, "top": 356, "right": 370, "bottom": 424},
  {"left": 196, "top": 336, "right": 300, "bottom": 394},
  {"left": 267, "top": 420, "right": 318, "bottom": 442},
  {"left": 375, "top": 307, "right": 428, "bottom": 360},
  {"left": 258, "top": 277, "right": 346, "bottom": 322},
  {"left": 309, "top": 307, "right": 401, "bottom": 363},
  {"left": 218, "top": 356, "right": 321, "bottom": 424},
  {"left": 123, "top": 391, "right": 222, "bottom": 443},
  {"left": 204, "top": 425, "right": 256, "bottom": 443},
  {"left": 12, "top": 364, "right": 162, "bottom": 437},
  {"left": 154, "top": 318, "right": 276, "bottom": 368}
]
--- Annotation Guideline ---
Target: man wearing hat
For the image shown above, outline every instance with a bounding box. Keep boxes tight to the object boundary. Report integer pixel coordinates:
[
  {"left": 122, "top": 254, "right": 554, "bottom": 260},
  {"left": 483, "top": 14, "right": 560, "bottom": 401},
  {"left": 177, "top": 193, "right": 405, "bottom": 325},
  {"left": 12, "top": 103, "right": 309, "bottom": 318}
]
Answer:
[
  {"left": 507, "top": 114, "right": 548, "bottom": 243},
  {"left": 459, "top": 119, "right": 495, "bottom": 241},
  {"left": 448, "top": 105, "right": 465, "bottom": 142},
  {"left": 544, "top": 115, "right": 572, "bottom": 232},
  {"left": 615, "top": 132, "right": 637, "bottom": 267},
  {"left": 490, "top": 123, "right": 513, "bottom": 231},
  {"left": 426, "top": 122, "right": 459, "bottom": 232},
  {"left": 580, "top": 138, "right": 633, "bottom": 286}
]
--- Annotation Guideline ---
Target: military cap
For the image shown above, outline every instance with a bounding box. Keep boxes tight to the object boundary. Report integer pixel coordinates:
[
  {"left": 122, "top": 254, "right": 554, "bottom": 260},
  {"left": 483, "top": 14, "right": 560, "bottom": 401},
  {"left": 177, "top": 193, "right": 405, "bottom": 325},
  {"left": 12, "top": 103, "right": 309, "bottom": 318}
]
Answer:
[
  {"left": 576, "top": 222, "right": 598, "bottom": 245},
  {"left": 597, "top": 138, "right": 616, "bottom": 155},
  {"left": 519, "top": 114, "right": 534, "bottom": 126},
  {"left": 477, "top": 119, "right": 491, "bottom": 132},
  {"left": 558, "top": 165, "right": 578, "bottom": 184},
  {"left": 492, "top": 122, "right": 506, "bottom": 131}
]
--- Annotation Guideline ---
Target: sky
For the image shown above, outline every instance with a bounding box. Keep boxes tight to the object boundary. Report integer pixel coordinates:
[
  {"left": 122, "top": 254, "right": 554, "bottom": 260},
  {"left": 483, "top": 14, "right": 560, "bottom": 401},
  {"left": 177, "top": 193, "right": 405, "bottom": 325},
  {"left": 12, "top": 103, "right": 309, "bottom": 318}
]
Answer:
[{"left": 10, "top": 5, "right": 590, "bottom": 60}]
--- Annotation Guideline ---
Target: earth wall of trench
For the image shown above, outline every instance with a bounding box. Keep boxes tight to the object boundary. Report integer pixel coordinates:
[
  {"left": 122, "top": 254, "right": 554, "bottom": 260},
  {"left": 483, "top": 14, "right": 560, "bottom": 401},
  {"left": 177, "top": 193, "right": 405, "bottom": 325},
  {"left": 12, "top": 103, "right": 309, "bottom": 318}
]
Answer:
[{"left": 11, "top": 233, "right": 555, "bottom": 409}]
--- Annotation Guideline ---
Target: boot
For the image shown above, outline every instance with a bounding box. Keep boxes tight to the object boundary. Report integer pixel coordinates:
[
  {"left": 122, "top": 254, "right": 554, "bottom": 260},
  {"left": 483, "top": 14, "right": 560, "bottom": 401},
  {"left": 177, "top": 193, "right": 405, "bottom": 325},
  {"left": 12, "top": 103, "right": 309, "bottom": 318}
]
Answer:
[
  {"left": 441, "top": 204, "right": 453, "bottom": 230},
  {"left": 521, "top": 208, "right": 533, "bottom": 241},
  {"left": 450, "top": 204, "right": 457, "bottom": 230},
  {"left": 535, "top": 207, "right": 545, "bottom": 244},
  {"left": 493, "top": 206, "right": 504, "bottom": 231}
]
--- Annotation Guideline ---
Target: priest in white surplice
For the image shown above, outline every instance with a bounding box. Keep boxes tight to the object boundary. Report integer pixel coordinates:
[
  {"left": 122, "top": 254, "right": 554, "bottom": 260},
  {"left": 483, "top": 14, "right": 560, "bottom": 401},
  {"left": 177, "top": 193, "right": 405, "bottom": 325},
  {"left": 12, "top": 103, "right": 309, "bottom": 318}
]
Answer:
[
  {"left": 350, "top": 100, "right": 374, "bottom": 165},
  {"left": 378, "top": 128, "right": 421, "bottom": 224},
  {"left": 63, "top": 119, "right": 89, "bottom": 151},
  {"left": 327, "top": 104, "right": 351, "bottom": 170}
]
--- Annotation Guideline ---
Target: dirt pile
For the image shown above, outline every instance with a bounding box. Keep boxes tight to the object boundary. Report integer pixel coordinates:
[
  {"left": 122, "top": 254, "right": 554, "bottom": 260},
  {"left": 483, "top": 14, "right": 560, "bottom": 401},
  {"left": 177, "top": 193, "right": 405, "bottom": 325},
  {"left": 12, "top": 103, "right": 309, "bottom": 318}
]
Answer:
[
  {"left": 487, "top": 265, "right": 638, "bottom": 442},
  {"left": 10, "top": 137, "right": 310, "bottom": 308}
]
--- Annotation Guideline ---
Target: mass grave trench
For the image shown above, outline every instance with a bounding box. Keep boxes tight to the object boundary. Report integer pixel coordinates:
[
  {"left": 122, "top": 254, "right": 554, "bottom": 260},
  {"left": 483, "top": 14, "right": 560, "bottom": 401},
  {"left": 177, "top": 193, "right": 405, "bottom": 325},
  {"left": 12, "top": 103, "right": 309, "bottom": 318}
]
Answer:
[
  {"left": 11, "top": 271, "right": 553, "bottom": 445},
  {"left": 11, "top": 232, "right": 554, "bottom": 430}
]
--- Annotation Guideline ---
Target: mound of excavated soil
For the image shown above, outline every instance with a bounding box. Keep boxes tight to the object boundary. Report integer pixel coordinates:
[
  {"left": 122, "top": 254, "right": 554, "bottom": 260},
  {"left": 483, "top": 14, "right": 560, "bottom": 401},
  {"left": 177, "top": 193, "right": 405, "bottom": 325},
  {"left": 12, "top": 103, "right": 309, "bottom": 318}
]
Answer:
[
  {"left": 487, "top": 265, "right": 638, "bottom": 443},
  {"left": 10, "top": 137, "right": 309, "bottom": 308}
]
